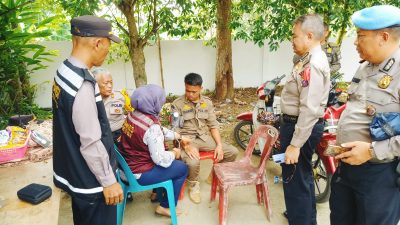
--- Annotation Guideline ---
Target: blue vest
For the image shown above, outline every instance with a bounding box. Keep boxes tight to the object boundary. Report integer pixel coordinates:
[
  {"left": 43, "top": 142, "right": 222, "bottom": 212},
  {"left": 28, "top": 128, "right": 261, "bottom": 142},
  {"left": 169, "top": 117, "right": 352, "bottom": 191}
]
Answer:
[{"left": 52, "top": 59, "right": 116, "bottom": 200}]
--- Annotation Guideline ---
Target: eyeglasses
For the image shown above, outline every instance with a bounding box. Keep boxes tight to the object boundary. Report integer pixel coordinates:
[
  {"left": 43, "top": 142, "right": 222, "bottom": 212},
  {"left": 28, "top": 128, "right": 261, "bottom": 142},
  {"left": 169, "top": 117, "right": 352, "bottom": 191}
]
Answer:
[{"left": 274, "top": 164, "right": 297, "bottom": 184}]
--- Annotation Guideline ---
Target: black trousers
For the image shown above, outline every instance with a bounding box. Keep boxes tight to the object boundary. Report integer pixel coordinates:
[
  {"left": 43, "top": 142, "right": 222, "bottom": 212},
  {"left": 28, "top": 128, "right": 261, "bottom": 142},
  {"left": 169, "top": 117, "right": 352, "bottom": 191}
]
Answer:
[
  {"left": 330, "top": 160, "right": 400, "bottom": 225},
  {"left": 280, "top": 119, "right": 324, "bottom": 225},
  {"left": 71, "top": 195, "right": 116, "bottom": 225}
]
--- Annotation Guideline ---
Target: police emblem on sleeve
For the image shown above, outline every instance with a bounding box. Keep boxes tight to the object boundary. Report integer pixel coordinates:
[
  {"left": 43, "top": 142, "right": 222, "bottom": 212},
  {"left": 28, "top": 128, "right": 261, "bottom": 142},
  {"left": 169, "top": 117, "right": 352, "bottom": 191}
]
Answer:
[{"left": 52, "top": 81, "right": 61, "bottom": 108}]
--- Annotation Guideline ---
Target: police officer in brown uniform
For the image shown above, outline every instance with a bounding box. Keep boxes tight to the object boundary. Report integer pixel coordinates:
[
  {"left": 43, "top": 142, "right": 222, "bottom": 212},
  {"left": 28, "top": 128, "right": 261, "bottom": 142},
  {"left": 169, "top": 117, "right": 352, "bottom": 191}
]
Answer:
[
  {"left": 172, "top": 73, "right": 238, "bottom": 204},
  {"left": 280, "top": 14, "right": 330, "bottom": 225},
  {"left": 93, "top": 68, "right": 126, "bottom": 143},
  {"left": 330, "top": 5, "right": 400, "bottom": 225}
]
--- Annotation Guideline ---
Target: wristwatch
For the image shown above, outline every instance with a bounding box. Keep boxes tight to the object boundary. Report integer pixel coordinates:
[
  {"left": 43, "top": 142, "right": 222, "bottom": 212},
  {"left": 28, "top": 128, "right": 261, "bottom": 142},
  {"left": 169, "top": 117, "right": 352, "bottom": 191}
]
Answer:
[{"left": 369, "top": 142, "right": 376, "bottom": 159}]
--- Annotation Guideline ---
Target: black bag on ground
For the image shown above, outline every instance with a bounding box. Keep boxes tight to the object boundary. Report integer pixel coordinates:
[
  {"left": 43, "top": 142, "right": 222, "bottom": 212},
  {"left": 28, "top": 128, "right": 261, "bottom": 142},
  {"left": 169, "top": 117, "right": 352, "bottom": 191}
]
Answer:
[
  {"left": 17, "top": 183, "right": 52, "bottom": 204},
  {"left": 8, "top": 114, "right": 35, "bottom": 128}
]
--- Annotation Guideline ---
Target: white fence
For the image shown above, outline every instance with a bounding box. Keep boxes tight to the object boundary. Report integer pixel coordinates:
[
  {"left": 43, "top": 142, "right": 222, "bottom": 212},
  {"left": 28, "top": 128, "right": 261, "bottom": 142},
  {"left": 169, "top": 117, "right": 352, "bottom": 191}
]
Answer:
[{"left": 31, "top": 38, "right": 360, "bottom": 108}]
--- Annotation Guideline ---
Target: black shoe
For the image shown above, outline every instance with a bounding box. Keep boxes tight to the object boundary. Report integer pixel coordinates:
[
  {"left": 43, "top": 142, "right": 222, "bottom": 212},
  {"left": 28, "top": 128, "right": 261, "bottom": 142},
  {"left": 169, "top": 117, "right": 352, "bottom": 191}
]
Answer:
[
  {"left": 127, "top": 192, "right": 133, "bottom": 202},
  {"left": 283, "top": 210, "right": 288, "bottom": 219}
]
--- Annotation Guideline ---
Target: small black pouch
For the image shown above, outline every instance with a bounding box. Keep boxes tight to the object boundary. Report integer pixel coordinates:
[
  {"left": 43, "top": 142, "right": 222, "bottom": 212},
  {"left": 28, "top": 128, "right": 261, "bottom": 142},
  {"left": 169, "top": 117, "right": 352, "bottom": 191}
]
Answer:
[{"left": 17, "top": 183, "right": 52, "bottom": 204}]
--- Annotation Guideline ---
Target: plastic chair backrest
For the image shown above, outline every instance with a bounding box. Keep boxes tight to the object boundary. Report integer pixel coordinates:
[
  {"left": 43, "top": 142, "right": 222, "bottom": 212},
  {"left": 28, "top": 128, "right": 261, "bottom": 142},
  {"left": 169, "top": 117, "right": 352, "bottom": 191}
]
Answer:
[
  {"left": 243, "top": 125, "right": 279, "bottom": 175},
  {"left": 114, "top": 145, "right": 140, "bottom": 187}
]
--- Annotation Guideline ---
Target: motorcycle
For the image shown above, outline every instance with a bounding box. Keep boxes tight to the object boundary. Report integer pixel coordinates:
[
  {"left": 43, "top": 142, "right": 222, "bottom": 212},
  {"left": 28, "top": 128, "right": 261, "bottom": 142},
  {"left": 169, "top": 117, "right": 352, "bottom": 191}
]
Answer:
[{"left": 233, "top": 75, "right": 346, "bottom": 203}]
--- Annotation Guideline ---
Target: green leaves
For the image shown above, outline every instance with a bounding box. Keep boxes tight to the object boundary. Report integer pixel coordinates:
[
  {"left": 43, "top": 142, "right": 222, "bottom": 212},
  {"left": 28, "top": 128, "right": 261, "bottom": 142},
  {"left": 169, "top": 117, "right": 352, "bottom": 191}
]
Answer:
[{"left": 0, "top": 0, "right": 56, "bottom": 125}]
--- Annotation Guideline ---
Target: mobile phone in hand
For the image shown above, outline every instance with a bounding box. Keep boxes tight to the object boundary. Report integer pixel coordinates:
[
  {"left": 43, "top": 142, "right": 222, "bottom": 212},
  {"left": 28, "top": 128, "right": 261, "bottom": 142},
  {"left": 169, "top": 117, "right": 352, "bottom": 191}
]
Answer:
[{"left": 324, "top": 145, "right": 350, "bottom": 157}]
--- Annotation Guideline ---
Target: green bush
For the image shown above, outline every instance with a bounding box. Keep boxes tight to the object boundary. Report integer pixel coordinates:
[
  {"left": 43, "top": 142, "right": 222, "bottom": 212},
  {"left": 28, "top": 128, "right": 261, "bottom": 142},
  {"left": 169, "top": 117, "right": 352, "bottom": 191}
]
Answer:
[{"left": 0, "top": 0, "right": 56, "bottom": 129}]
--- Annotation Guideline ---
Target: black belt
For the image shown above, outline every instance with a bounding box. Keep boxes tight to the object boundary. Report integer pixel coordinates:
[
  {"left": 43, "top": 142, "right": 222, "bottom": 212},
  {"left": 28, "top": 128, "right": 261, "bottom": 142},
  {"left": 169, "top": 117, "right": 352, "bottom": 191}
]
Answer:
[{"left": 281, "top": 114, "right": 323, "bottom": 124}]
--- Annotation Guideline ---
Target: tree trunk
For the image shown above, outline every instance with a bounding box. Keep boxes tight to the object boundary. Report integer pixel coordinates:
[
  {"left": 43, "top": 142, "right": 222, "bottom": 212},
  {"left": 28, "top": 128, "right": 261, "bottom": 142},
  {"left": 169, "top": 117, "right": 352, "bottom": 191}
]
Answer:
[
  {"left": 129, "top": 43, "right": 147, "bottom": 87},
  {"left": 336, "top": 0, "right": 349, "bottom": 46},
  {"left": 157, "top": 34, "right": 165, "bottom": 88},
  {"left": 215, "top": 0, "right": 234, "bottom": 101},
  {"left": 116, "top": 0, "right": 148, "bottom": 87}
]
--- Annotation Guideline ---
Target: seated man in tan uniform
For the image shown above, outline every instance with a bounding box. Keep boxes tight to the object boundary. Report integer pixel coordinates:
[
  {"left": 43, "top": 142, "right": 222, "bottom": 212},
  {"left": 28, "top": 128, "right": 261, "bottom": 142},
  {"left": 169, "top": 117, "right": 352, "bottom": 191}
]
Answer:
[
  {"left": 172, "top": 73, "right": 238, "bottom": 204},
  {"left": 93, "top": 68, "right": 126, "bottom": 143}
]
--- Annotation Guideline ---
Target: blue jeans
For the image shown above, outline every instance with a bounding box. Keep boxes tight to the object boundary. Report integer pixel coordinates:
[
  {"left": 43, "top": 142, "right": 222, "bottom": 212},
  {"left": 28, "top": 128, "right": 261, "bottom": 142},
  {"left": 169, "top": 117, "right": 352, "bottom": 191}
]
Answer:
[
  {"left": 280, "top": 118, "right": 324, "bottom": 225},
  {"left": 137, "top": 160, "right": 188, "bottom": 208}
]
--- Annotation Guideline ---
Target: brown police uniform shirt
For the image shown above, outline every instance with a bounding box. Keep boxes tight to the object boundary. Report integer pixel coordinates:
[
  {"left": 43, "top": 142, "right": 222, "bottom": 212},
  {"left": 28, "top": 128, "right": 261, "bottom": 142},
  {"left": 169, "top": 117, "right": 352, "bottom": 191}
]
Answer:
[
  {"left": 281, "top": 45, "right": 331, "bottom": 148},
  {"left": 103, "top": 91, "right": 125, "bottom": 132},
  {"left": 337, "top": 48, "right": 400, "bottom": 161},
  {"left": 171, "top": 95, "right": 219, "bottom": 140}
]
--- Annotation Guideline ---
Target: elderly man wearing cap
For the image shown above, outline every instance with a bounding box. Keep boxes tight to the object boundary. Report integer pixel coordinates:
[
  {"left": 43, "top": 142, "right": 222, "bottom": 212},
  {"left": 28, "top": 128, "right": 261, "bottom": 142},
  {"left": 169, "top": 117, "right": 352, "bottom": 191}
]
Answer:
[
  {"left": 330, "top": 5, "right": 400, "bottom": 225},
  {"left": 52, "top": 15, "right": 123, "bottom": 225}
]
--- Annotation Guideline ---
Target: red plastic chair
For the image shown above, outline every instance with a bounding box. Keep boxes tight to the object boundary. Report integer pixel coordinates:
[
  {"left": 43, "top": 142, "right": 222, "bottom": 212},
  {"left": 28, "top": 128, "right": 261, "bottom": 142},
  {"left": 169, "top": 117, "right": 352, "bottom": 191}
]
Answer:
[
  {"left": 178, "top": 149, "right": 216, "bottom": 200},
  {"left": 210, "top": 125, "right": 279, "bottom": 225}
]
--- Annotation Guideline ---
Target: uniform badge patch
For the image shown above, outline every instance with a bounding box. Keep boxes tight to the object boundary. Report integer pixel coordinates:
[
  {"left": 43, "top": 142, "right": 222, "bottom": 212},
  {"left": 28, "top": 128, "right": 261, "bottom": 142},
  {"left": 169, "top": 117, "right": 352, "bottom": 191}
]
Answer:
[
  {"left": 299, "top": 66, "right": 311, "bottom": 87},
  {"left": 378, "top": 74, "right": 393, "bottom": 89},
  {"left": 382, "top": 58, "right": 395, "bottom": 72},
  {"left": 122, "top": 121, "right": 134, "bottom": 137},
  {"left": 200, "top": 102, "right": 207, "bottom": 108},
  {"left": 52, "top": 82, "right": 61, "bottom": 108},
  {"left": 295, "top": 62, "right": 303, "bottom": 71},
  {"left": 183, "top": 104, "right": 191, "bottom": 110}
]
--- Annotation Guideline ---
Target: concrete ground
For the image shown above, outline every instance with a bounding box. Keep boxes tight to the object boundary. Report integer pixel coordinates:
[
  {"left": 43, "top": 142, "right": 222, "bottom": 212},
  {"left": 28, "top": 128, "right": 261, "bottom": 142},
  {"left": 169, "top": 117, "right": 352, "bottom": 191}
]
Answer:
[{"left": 58, "top": 151, "right": 330, "bottom": 225}]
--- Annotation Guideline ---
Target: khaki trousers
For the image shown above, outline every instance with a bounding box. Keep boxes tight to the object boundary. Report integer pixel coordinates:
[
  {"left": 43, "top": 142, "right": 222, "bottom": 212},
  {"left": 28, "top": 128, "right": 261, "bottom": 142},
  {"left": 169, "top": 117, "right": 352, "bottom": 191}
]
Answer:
[{"left": 180, "top": 135, "right": 238, "bottom": 182}]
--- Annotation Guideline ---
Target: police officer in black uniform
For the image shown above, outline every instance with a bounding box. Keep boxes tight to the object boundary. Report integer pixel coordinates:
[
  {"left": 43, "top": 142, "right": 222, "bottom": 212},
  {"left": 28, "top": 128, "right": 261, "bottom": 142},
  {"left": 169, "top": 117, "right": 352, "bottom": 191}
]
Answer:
[
  {"left": 52, "top": 16, "right": 123, "bottom": 225},
  {"left": 330, "top": 5, "right": 400, "bottom": 225}
]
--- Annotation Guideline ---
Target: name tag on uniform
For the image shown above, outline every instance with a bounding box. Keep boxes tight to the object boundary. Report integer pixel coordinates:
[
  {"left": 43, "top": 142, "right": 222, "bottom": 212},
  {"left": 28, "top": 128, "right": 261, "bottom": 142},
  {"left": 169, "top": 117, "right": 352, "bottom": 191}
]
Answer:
[{"left": 110, "top": 103, "right": 123, "bottom": 115}]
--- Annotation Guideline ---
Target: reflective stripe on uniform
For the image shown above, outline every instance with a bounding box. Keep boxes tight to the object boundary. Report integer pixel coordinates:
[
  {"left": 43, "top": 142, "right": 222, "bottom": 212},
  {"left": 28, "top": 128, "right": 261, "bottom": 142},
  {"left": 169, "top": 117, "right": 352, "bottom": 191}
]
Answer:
[{"left": 53, "top": 172, "right": 103, "bottom": 194}]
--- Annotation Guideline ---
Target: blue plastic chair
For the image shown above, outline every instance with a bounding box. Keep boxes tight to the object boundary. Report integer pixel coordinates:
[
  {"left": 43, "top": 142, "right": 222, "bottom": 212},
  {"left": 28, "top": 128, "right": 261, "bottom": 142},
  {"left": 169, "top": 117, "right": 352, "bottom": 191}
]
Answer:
[{"left": 114, "top": 146, "right": 178, "bottom": 225}]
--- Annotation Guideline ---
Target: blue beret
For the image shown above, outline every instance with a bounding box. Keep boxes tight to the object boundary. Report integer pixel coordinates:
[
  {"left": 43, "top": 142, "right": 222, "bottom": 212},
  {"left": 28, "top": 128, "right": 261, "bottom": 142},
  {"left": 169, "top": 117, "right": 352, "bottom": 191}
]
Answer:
[{"left": 352, "top": 5, "right": 400, "bottom": 30}]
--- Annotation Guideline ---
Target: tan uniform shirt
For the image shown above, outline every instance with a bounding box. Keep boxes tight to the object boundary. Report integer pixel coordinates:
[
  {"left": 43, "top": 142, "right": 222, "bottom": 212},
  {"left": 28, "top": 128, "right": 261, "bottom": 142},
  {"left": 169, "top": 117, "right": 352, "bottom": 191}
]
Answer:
[
  {"left": 103, "top": 91, "right": 125, "bottom": 132},
  {"left": 281, "top": 45, "right": 331, "bottom": 148},
  {"left": 171, "top": 95, "right": 219, "bottom": 140},
  {"left": 337, "top": 48, "right": 400, "bottom": 161}
]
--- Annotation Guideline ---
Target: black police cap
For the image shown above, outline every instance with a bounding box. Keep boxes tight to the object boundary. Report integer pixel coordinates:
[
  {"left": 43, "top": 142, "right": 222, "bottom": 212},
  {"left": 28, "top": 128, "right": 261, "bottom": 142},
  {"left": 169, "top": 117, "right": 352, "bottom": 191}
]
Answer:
[{"left": 70, "top": 15, "right": 121, "bottom": 43}]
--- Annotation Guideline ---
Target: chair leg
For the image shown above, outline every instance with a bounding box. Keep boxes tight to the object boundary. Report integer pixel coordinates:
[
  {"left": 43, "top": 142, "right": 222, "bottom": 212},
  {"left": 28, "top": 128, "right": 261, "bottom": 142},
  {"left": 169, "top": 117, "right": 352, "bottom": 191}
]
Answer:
[
  {"left": 256, "top": 184, "right": 262, "bottom": 205},
  {"left": 165, "top": 184, "right": 178, "bottom": 225},
  {"left": 218, "top": 186, "right": 228, "bottom": 225},
  {"left": 210, "top": 170, "right": 218, "bottom": 202},
  {"left": 117, "top": 191, "right": 128, "bottom": 225},
  {"left": 261, "top": 183, "right": 272, "bottom": 221}
]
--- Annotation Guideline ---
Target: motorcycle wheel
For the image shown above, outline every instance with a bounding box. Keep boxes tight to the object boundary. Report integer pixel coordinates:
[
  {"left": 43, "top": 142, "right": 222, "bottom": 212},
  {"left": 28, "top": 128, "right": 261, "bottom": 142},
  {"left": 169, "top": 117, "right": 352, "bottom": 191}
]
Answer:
[
  {"left": 233, "top": 120, "right": 261, "bottom": 155},
  {"left": 312, "top": 153, "right": 332, "bottom": 203}
]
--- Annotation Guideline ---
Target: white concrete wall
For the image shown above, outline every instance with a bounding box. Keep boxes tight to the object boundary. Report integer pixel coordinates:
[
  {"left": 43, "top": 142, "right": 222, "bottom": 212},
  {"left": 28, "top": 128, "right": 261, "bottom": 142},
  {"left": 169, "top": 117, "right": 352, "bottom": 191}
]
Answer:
[{"left": 31, "top": 38, "right": 360, "bottom": 108}]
